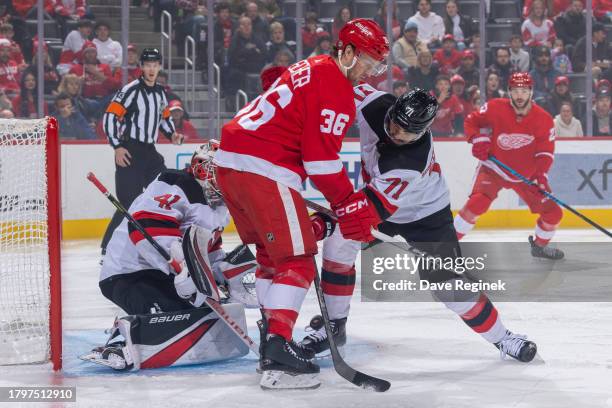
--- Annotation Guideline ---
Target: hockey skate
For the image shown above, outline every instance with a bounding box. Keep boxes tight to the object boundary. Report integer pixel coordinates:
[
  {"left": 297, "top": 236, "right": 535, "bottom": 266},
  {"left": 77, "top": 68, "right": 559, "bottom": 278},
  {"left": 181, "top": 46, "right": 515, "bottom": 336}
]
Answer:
[
  {"left": 300, "top": 315, "right": 347, "bottom": 355},
  {"left": 529, "top": 236, "right": 564, "bottom": 260},
  {"left": 260, "top": 335, "right": 320, "bottom": 390},
  {"left": 494, "top": 330, "right": 537, "bottom": 362},
  {"left": 79, "top": 341, "right": 134, "bottom": 371}
]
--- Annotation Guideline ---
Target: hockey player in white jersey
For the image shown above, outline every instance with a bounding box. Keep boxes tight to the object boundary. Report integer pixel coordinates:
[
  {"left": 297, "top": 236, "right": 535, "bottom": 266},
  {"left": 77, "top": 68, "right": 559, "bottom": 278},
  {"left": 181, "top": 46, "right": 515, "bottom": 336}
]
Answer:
[
  {"left": 85, "top": 141, "right": 259, "bottom": 370},
  {"left": 300, "top": 86, "right": 538, "bottom": 363}
]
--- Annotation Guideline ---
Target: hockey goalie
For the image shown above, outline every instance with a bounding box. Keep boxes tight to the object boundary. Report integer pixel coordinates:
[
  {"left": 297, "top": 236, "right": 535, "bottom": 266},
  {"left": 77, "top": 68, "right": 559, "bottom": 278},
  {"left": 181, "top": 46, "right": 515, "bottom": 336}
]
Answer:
[{"left": 82, "top": 141, "right": 260, "bottom": 371}]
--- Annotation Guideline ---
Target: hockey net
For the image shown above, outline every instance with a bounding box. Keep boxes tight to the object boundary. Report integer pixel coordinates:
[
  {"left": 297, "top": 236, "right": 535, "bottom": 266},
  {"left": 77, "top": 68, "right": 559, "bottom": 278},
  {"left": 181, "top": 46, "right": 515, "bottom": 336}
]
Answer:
[{"left": 0, "top": 117, "right": 62, "bottom": 370}]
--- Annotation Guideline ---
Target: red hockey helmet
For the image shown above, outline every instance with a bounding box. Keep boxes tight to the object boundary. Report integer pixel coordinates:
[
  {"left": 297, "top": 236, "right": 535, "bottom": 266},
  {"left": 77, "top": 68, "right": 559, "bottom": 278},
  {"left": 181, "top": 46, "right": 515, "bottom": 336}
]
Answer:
[
  {"left": 189, "top": 140, "right": 223, "bottom": 206},
  {"left": 508, "top": 72, "right": 533, "bottom": 90},
  {"left": 337, "top": 18, "right": 389, "bottom": 75}
]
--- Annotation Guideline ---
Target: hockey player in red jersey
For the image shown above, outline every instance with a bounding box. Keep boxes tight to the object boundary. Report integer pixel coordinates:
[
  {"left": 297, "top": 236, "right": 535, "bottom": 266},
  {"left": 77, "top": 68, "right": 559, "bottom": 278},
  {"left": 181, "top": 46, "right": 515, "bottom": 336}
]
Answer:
[
  {"left": 214, "top": 18, "right": 389, "bottom": 389},
  {"left": 453, "top": 72, "right": 564, "bottom": 259}
]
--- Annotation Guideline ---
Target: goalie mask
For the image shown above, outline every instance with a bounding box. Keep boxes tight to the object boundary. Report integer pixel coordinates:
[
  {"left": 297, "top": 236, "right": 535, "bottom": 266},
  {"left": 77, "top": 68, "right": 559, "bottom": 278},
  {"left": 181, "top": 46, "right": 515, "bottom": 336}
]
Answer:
[{"left": 189, "top": 140, "right": 223, "bottom": 207}]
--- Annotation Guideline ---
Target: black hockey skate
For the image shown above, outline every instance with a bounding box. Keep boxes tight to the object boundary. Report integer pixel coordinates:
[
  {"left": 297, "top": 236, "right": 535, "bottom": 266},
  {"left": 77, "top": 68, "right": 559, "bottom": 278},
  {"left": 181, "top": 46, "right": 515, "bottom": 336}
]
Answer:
[
  {"left": 529, "top": 236, "right": 564, "bottom": 260},
  {"left": 260, "top": 335, "right": 321, "bottom": 390},
  {"left": 494, "top": 330, "right": 537, "bottom": 363},
  {"left": 300, "top": 314, "right": 347, "bottom": 355},
  {"left": 256, "top": 312, "right": 315, "bottom": 374}
]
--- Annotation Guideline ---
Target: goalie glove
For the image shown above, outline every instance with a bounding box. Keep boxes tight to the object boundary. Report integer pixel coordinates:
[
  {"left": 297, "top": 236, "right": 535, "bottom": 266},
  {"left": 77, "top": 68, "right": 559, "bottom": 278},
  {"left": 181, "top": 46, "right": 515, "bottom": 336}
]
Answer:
[{"left": 217, "top": 245, "right": 259, "bottom": 308}]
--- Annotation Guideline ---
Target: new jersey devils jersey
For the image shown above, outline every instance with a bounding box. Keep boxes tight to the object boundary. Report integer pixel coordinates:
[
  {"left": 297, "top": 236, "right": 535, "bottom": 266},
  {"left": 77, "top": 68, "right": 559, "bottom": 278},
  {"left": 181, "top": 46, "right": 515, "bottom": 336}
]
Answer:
[
  {"left": 464, "top": 98, "right": 555, "bottom": 181},
  {"left": 215, "top": 55, "right": 356, "bottom": 206},
  {"left": 100, "top": 170, "right": 229, "bottom": 282},
  {"left": 354, "top": 83, "right": 450, "bottom": 224}
]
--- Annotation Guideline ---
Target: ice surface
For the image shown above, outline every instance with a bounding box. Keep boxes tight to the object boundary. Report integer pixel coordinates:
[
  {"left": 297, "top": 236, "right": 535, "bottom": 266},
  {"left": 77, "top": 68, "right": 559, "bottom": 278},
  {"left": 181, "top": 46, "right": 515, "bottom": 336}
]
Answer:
[{"left": 0, "top": 230, "right": 610, "bottom": 408}]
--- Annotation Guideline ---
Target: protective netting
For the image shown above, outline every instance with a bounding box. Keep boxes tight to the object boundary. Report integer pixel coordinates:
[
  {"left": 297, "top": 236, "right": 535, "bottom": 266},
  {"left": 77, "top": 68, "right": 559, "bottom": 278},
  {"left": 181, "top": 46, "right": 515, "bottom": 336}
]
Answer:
[{"left": 0, "top": 118, "right": 51, "bottom": 365}]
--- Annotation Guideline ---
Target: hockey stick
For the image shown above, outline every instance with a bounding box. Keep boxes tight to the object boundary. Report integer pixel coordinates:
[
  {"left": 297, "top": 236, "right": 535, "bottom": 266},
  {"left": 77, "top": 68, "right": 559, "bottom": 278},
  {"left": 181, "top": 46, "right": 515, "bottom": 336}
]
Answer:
[
  {"left": 305, "top": 200, "right": 391, "bottom": 391},
  {"left": 489, "top": 156, "right": 612, "bottom": 239},
  {"left": 87, "top": 172, "right": 260, "bottom": 357}
]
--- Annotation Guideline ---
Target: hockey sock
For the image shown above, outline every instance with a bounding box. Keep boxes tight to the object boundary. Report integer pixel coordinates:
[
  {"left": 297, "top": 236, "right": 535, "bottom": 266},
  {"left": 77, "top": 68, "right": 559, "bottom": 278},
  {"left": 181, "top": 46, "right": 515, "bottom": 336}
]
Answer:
[
  {"left": 444, "top": 293, "right": 507, "bottom": 344},
  {"left": 255, "top": 265, "right": 274, "bottom": 306},
  {"left": 263, "top": 255, "right": 315, "bottom": 341},
  {"left": 534, "top": 219, "right": 559, "bottom": 246},
  {"left": 454, "top": 210, "right": 476, "bottom": 240},
  {"left": 321, "top": 259, "right": 355, "bottom": 320}
]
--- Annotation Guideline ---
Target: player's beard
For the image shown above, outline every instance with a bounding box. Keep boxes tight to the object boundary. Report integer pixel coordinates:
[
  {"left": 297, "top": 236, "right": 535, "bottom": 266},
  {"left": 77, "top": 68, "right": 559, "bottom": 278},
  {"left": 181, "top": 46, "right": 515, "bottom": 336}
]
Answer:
[{"left": 510, "top": 92, "right": 532, "bottom": 116}]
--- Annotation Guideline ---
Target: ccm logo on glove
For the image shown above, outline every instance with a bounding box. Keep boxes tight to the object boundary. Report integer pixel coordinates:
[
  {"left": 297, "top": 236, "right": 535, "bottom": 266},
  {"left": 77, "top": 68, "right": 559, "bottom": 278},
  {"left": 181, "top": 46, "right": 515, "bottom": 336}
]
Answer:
[{"left": 335, "top": 198, "right": 369, "bottom": 216}]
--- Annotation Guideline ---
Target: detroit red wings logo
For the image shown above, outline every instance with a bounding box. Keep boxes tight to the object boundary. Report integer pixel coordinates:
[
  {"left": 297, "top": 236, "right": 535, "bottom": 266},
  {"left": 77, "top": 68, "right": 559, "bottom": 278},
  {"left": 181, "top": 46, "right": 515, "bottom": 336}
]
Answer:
[{"left": 497, "top": 133, "right": 535, "bottom": 150}]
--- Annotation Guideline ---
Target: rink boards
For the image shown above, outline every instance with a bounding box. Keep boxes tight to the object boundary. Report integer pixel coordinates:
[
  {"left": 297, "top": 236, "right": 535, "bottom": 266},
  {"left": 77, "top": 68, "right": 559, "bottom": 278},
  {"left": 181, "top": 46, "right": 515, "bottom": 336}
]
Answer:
[{"left": 56, "top": 139, "right": 612, "bottom": 239}]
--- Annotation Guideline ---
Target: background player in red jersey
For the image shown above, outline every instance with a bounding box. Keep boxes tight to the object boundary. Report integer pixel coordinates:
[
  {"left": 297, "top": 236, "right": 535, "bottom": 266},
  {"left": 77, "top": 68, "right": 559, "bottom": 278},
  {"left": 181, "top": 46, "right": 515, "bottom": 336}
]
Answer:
[
  {"left": 214, "top": 19, "right": 389, "bottom": 389},
  {"left": 453, "top": 72, "right": 564, "bottom": 260}
]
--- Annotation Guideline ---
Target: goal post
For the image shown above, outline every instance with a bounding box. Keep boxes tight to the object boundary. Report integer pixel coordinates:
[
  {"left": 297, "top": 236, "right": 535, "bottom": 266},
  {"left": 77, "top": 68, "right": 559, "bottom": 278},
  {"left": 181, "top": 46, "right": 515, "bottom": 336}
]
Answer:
[{"left": 0, "top": 117, "right": 62, "bottom": 370}]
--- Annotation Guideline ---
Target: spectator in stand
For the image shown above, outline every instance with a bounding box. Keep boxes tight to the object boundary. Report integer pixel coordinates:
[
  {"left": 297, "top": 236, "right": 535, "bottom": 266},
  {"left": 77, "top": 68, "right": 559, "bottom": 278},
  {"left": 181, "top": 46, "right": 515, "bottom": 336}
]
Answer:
[
  {"left": 374, "top": 0, "right": 401, "bottom": 40},
  {"left": 392, "top": 21, "right": 428, "bottom": 73},
  {"left": 270, "top": 48, "right": 294, "bottom": 67},
  {"left": 431, "top": 74, "right": 464, "bottom": 136},
  {"left": 433, "top": 34, "right": 462, "bottom": 74},
  {"left": 265, "top": 21, "right": 296, "bottom": 63},
  {"left": 466, "top": 84, "right": 480, "bottom": 110},
  {"left": 302, "top": 14, "right": 320, "bottom": 57},
  {"left": 93, "top": 21, "right": 122, "bottom": 70},
  {"left": 509, "top": 34, "right": 531, "bottom": 72},
  {"left": 407, "top": 0, "right": 445, "bottom": 47},
  {"left": 332, "top": 6, "right": 351, "bottom": 42},
  {"left": 309, "top": 33, "right": 332, "bottom": 57},
  {"left": 12, "top": 68, "right": 48, "bottom": 118},
  {"left": 0, "top": 89, "right": 13, "bottom": 112},
  {"left": 165, "top": 99, "right": 200, "bottom": 140},
  {"left": 530, "top": 45, "right": 561, "bottom": 99},
  {"left": 408, "top": 50, "right": 439, "bottom": 91},
  {"left": 457, "top": 49, "right": 479, "bottom": 87},
  {"left": 522, "top": 0, "right": 571, "bottom": 19},
  {"left": 0, "top": 24, "right": 25, "bottom": 67},
  {"left": 546, "top": 75, "right": 575, "bottom": 116},
  {"left": 367, "top": 64, "right": 405, "bottom": 92},
  {"left": 0, "top": 39, "right": 20, "bottom": 95},
  {"left": 522, "top": 0, "right": 557, "bottom": 48},
  {"left": 10, "top": 0, "right": 54, "bottom": 18},
  {"left": 488, "top": 47, "right": 514, "bottom": 90},
  {"left": 592, "top": 0, "right": 612, "bottom": 22},
  {"left": 554, "top": 101, "right": 583, "bottom": 136},
  {"left": 392, "top": 80, "right": 409, "bottom": 97},
  {"left": 112, "top": 44, "right": 143, "bottom": 84},
  {"left": 0, "top": 109, "right": 14, "bottom": 118},
  {"left": 450, "top": 74, "right": 471, "bottom": 114},
  {"left": 572, "top": 23, "right": 611, "bottom": 73},
  {"left": 69, "top": 41, "right": 117, "bottom": 100},
  {"left": 227, "top": 16, "right": 266, "bottom": 98},
  {"left": 55, "top": 92, "right": 97, "bottom": 140},
  {"left": 57, "top": 73, "right": 102, "bottom": 123},
  {"left": 551, "top": 38, "right": 573, "bottom": 74},
  {"left": 593, "top": 90, "right": 612, "bottom": 136},
  {"left": 213, "top": 2, "right": 236, "bottom": 66},
  {"left": 245, "top": 2, "right": 269, "bottom": 44},
  {"left": 443, "top": 0, "right": 477, "bottom": 50},
  {"left": 54, "top": 0, "right": 92, "bottom": 37},
  {"left": 176, "top": 0, "right": 207, "bottom": 55},
  {"left": 58, "top": 19, "right": 93, "bottom": 75},
  {"left": 485, "top": 71, "right": 505, "bottom": 99},
  {"left": 30, "top": 39, "right": 60, "bottom": 95},
  {"left": 259, "top": 0, "right": 281, "bottom": 23},
  {"left": 597, "top": 79, "right": 611, "bottom": 93},
  {"left": 156, "top": 71, "right": 182, "bottom": 103},
  {"left": 554, "top": 0, "right": 587, "bottom": 47}
]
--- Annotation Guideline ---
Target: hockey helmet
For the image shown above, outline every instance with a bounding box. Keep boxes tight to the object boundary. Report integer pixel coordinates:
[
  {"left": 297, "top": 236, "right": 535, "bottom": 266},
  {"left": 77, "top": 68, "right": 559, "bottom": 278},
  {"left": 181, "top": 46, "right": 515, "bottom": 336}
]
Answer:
[
  {"left": 508, "top": 72, "right": 533, "bottom": 90},
  {"left": 384, "top": 88, "right": 439, "bottom": 145},
  {"left": 336, "top": 18, "right": 389, "bottom": 76},
  {"left": 140, "top": 48, "right": 163, "bottom": 65},
  {"left": 189, "top": 140, "right": 223, "bottom": 207}
]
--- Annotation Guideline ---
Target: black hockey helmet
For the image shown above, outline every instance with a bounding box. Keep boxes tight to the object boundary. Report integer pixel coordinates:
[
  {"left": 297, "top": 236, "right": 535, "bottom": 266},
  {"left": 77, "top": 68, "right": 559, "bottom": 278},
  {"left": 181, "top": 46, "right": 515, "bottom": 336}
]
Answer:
[
  {"left": 140, "top": 48, "right": 162, "bottom": 64},
  {"left": 384, "top": 88, "right": 439, "bottom": 144}
]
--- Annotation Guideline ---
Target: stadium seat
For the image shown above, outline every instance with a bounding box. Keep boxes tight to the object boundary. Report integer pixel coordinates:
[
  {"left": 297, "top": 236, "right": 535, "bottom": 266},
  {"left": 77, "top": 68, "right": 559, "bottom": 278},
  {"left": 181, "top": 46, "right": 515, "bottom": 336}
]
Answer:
[
  {"left": 459, "top": 1, "right": 482, "bottom": 19},
  {"left": 431, "top": 1, "right": 446, "bottom": 16},
  {"left": 485, "top": 23, "right": 519, "bottom": 47},
  {"left": 319, "top": 1, "right": 341, "bottom": 19},
  {"left": 397, "top": 1, "right": 415, "bottom": 21},
  {"left": 245, "top": 73, "right": 263, "bottom": 99},
  {"left": 490, "top": 1, "right": 521, "bottom": 23},
  {"left": 283, "top": 0, "right": 297, "bottom": 17},
  {"left": 26, "top": 20, "right": 60, "bottom": 39},
  {"left": 354, "top": 0, "right": 379, "bottom": 19},
  {"left": 566, "top": 73, "right": 588, "bottom": 96}
]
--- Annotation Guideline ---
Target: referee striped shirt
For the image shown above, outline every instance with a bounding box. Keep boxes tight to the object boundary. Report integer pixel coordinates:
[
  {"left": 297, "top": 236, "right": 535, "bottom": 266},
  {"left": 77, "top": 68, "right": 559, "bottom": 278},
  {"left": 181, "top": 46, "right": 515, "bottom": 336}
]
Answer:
[{"left": 103, "top": 77, "right": 176, "bottom": 148}]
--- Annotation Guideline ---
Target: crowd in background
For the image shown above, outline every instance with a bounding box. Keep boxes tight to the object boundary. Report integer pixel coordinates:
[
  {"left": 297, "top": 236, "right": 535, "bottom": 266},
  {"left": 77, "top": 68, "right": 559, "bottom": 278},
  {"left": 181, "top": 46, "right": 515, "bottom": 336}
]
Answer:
[{"left": 0, "top": 0, "right": 610, "bottom": 138}]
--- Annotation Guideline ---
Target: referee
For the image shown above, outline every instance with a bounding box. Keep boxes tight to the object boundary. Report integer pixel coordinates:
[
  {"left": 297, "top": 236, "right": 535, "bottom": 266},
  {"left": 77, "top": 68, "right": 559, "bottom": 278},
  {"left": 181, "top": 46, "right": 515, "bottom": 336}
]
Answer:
[{"left": 101, "top": 48, "right": 184, "bottom": 253}]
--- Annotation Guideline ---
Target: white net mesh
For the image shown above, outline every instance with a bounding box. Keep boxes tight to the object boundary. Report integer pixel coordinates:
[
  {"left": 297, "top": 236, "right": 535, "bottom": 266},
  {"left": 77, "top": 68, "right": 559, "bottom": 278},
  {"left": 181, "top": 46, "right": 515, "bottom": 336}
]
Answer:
[{"left": 0, "top": 118, "right": 51, "bottom": 365}]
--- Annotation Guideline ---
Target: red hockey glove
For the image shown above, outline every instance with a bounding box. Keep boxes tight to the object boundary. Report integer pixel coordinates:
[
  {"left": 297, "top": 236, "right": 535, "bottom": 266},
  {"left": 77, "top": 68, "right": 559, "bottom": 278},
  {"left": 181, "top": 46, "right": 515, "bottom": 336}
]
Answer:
[
  {"left": 529, "top": 172, "right": 551, "bottom": 197},
  {"left": 310, "top": 211, "right": 336, "bottom": 241},
  {"left": 332, "top": 191, "right": 381, "bottom": 242},
  {"left": 471, "top": 136, "right": 491, "bottom": 161}
]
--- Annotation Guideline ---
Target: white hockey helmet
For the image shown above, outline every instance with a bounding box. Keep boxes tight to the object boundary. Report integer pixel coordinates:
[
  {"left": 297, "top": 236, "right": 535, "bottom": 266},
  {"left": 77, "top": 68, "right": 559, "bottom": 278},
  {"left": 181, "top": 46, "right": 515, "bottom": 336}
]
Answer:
[{"left": 189, "top": 140, "right": 222, "bottom": 207}]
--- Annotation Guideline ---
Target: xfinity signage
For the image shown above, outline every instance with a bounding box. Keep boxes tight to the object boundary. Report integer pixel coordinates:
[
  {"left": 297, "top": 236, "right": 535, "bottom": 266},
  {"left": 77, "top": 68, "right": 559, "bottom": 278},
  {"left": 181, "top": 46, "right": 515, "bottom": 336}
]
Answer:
[{"left": 547, "top": 154, "right": 612, "bottom": 206}]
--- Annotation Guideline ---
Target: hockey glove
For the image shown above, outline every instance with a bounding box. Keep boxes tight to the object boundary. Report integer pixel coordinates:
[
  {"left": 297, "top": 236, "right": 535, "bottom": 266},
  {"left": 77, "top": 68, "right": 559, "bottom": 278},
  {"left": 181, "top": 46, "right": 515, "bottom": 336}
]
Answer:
[
  {"left": 529, "top": 172, "right": 551, "bottom": 198},
  {"left": 471, "top": 136, "right": 491, "bottom": 161},
  {"left": 332, "top": 191, "right": 381, "bottom": 242},
  {"left": 310, "top": 211, "right": 336, "bottom": 241}
]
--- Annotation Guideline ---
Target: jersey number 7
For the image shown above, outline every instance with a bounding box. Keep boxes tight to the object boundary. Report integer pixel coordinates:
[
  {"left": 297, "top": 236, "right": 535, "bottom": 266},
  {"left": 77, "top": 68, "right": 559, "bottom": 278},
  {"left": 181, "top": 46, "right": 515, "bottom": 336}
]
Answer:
[{"left": 383, "top": 178, "right": 408, "bottom": 200}]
